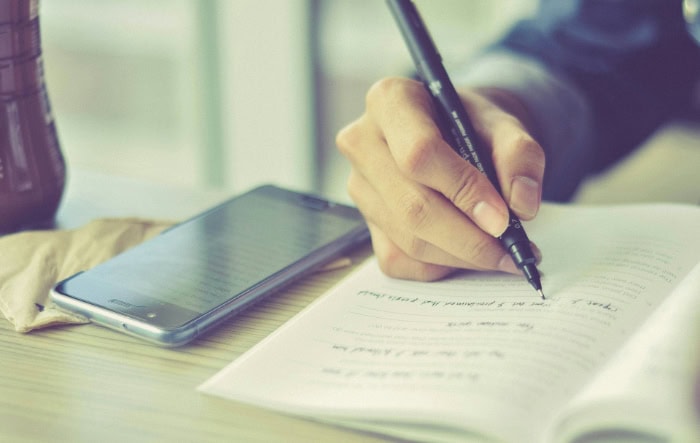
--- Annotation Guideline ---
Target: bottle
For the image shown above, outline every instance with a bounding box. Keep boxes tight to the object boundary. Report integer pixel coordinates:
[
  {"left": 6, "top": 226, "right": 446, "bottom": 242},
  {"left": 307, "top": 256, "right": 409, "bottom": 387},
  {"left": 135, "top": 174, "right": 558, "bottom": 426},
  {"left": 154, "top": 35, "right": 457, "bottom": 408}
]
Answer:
[{"left": 0, "top": 0, "right": 65, "bottom": 233}]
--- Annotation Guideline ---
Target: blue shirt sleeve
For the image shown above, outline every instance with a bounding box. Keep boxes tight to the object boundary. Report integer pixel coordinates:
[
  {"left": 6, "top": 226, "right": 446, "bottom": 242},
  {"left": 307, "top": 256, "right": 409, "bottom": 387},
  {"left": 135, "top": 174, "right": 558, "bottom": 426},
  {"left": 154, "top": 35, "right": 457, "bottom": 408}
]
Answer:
[{"left": 455, "top": 0, "right": 700, "bottom": 201}]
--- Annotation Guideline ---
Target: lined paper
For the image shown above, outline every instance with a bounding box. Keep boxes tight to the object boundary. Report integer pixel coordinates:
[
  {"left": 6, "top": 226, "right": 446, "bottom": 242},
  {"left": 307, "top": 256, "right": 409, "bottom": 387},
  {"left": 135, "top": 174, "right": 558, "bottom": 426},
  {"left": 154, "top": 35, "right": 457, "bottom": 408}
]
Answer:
[{"left": 200, "top": 204, "right": 700, "bottom": 443}]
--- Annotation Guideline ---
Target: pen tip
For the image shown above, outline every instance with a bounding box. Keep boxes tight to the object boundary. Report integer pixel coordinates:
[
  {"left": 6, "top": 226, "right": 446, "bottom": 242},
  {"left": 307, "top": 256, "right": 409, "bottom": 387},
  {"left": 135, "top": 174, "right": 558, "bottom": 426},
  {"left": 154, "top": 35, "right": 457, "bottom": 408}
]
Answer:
[{"left": 538, "top": 289, "right": 545, "bottom": 300}]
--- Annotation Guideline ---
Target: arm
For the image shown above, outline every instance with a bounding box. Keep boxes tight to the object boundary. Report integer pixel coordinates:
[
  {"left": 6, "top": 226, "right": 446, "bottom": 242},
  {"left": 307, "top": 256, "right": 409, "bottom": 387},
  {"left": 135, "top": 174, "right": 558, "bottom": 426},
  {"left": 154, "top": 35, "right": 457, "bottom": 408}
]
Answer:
[
  {"left": 455, "top": 0, "right": 700, "bottom": 201},
  {"left": 336, "top": 0, "right": 699, "bottom": 280}
]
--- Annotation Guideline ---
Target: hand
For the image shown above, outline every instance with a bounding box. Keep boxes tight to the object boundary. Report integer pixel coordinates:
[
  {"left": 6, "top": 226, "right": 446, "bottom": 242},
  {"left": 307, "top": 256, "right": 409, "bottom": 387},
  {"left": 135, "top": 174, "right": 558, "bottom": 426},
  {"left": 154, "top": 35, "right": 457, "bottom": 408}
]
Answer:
[{"left": 336, "top": 77, "right": 544, "bottom": 281}]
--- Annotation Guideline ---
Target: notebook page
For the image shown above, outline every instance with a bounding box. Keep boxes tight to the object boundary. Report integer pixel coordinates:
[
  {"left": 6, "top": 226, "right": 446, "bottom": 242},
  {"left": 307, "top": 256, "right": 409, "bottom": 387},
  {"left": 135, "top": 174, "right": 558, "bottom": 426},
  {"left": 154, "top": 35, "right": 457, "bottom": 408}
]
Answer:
[
  {"left": 200, "top": 204, "right": 700, "bottom": 443},
  {"left": 547, "top": 261, "right": 700, "bottom": 443}
]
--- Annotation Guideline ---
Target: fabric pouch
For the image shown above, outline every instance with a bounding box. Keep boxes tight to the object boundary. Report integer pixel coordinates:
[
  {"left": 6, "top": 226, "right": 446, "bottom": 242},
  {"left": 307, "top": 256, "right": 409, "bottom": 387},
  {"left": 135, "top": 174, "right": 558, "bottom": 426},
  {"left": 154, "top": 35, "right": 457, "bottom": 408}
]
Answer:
[{"left": 0, "top": 218, "right": 172, "bottom": 332}]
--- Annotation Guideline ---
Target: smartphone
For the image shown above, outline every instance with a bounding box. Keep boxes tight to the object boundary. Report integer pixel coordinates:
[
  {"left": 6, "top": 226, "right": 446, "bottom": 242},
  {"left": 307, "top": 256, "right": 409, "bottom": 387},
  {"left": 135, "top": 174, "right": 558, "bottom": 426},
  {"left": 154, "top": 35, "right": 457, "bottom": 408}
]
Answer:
[{"left": 51, "top": 185, "right": 370, "bottom": 347}]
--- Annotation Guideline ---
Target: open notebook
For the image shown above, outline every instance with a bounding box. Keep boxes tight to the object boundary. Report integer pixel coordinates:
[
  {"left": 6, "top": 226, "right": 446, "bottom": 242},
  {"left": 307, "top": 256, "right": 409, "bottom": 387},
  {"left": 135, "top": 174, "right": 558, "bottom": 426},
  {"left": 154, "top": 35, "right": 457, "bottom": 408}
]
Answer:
[{"left": 200, "top": 204, "right": 700, "bottom": 443}]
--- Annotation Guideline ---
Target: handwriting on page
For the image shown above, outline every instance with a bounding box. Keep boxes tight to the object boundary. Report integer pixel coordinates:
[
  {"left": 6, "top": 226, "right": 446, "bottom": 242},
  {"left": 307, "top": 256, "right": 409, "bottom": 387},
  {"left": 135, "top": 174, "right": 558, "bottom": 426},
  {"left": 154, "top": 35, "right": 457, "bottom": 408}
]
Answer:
[
  {"left": 357, "top": 290, "right": 619, "bottom": 313},
  {"left": 282, "top": 234, "right": 695, "bottom": 435},
  {"left": 199, "top": 204, "right": 700, "bottom": 443}
]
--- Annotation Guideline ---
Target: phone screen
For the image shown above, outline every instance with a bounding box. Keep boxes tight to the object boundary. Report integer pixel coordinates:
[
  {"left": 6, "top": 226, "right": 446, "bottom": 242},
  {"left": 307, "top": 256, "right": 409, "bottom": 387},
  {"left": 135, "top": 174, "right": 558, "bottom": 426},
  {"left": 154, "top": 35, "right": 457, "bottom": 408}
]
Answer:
[{"left": 52, "top": 185, "right": 368, "bottom": 340}]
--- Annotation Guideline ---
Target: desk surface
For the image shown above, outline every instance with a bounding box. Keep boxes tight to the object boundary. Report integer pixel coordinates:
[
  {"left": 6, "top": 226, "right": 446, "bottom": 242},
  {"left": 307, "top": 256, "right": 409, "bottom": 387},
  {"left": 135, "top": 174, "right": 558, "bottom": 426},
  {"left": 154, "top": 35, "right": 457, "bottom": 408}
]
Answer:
[{"left": 0, "top": 171, "right": 389, "bottom": 443}]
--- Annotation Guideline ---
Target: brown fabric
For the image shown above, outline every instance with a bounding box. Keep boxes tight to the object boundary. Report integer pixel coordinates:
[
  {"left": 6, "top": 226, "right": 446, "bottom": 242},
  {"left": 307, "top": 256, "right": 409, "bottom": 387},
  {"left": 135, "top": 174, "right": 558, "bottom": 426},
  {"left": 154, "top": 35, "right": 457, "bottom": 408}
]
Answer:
[{"left": 0, "top": 218, "right": 172, "bottom": 332}]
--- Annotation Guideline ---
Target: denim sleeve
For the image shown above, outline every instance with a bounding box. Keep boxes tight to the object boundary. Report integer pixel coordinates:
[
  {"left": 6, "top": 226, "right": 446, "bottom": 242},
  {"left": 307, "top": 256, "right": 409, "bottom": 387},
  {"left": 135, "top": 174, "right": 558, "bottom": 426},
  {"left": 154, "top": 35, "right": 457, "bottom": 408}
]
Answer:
[{"left": 452, "top": 0, "right": 700, "bottom": 201}]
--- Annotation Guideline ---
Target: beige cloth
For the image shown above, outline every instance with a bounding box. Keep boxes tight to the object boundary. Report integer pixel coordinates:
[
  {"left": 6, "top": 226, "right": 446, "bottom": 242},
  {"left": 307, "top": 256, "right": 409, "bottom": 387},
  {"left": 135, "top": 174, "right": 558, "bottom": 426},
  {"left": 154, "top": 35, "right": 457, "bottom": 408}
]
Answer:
[{"left": 0, "top": 218, "right": 173, "bottom": 332}]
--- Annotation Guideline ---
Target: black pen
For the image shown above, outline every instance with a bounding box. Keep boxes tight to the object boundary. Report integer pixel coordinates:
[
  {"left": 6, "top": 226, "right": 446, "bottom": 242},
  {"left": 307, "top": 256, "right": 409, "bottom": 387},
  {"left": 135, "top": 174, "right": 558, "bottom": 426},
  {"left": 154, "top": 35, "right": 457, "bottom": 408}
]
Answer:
[{"left": 386, "top": 0, "right": 544, "bottom": 299}]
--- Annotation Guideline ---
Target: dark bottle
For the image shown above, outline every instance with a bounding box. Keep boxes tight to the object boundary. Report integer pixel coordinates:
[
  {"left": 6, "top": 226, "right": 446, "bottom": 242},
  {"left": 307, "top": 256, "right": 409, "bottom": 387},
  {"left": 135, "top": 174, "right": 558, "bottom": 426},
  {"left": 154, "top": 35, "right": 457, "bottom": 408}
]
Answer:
[{"left": 0, "top": 0, "right": 65, "bottom": 233}]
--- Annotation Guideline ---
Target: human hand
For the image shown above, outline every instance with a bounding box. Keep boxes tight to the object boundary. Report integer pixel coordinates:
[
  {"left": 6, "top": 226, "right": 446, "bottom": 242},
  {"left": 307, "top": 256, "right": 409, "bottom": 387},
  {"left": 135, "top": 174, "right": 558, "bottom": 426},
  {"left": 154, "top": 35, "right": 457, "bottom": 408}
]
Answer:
[{"left": 336, "top": 77, "right": 544, "bottom": 281}]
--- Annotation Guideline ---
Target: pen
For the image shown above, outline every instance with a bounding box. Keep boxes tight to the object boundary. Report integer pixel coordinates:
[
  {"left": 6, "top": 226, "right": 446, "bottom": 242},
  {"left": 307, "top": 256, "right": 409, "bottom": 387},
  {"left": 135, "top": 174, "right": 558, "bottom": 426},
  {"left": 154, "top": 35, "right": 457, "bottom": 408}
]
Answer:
[{"left": 386, "top": 0, "right": 544, "bottom": 299}]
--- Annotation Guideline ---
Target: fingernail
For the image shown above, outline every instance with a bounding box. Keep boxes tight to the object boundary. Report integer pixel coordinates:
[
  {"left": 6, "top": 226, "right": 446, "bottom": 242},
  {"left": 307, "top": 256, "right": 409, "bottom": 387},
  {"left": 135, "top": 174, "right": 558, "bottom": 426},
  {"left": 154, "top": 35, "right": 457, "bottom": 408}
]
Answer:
[
  {"left": 510, "top": 176, "right": 540, "bottom": 219},
  {"left": 498, "top": 254, "right": 520, "bottom": 274},
  {"left": 473, "top": 201, "right": 508, "bottom": 237}
]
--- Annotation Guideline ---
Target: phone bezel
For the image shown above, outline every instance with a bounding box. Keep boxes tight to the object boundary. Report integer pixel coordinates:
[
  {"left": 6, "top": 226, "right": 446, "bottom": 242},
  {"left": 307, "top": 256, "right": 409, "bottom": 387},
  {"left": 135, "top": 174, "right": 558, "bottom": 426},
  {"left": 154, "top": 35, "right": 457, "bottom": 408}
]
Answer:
[{"left": 50, "top": 185, "right": 370, "bottom": 347}]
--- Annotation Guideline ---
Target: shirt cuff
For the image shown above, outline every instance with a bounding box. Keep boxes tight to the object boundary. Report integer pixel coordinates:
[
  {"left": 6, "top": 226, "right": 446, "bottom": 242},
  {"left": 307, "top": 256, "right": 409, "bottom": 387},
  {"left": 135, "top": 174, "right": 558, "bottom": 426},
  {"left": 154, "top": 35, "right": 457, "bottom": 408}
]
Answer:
[{"left": 450, "top": 50, "right": 594, "bottom": 201}]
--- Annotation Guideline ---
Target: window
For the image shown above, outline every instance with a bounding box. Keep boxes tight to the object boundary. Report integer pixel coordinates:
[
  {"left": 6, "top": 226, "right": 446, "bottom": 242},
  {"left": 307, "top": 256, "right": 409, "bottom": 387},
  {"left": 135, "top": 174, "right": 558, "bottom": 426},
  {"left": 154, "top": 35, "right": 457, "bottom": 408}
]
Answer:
[
  {"left": 40, "top": 0, "right": 534, "bottom": 200},
  {"left": 41, "top": 0, "right": 315, "bottom": 193}
]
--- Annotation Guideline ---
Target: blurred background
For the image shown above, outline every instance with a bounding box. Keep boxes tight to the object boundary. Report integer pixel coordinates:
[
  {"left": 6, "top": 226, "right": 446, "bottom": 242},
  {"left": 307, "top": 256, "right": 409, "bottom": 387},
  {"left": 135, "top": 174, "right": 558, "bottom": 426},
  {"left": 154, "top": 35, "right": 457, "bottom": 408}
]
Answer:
[
  {"left": 40, "top": 0, "right": 699, "bottom": 205},
  {"left": 40, "top": 0, "right": 536, "bottom": 203}
]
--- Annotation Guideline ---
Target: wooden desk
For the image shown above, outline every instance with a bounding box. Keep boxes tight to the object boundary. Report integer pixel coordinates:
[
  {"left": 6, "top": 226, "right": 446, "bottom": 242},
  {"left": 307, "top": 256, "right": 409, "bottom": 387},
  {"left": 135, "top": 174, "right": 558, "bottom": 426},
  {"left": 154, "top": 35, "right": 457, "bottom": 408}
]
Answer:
[{"left": 0, "top": 171, "right": 388, "bottom": 442}]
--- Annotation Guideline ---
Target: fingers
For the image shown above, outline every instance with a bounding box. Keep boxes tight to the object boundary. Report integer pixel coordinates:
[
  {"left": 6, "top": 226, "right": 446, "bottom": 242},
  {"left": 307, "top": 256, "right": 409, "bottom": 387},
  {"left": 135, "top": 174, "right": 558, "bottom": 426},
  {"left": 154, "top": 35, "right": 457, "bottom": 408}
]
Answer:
[
  {"left": 339, "top": 121, "right": 511, "bottom": 278},
  {"left": 460, "top": 88, "right": 546, "bottom": 220},
  {"left": 336, "top": 77, "right": 545, "bottom": 281},
  {"left": 367, "top": 223, "right": 455, "bottom": 281},
  {"left": 346, "top": 168, "right": 505, "bottom": 274},
  {"left": 364, "top": 78, "right": 510, "bottom": 237}
]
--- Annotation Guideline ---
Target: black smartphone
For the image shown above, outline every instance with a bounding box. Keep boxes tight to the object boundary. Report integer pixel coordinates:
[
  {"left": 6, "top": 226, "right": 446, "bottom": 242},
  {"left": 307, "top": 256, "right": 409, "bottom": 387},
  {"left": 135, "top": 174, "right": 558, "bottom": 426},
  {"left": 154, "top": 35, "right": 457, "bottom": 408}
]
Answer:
[{"left": 51, "top": 185, "right": 369, "bottom": 347}]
